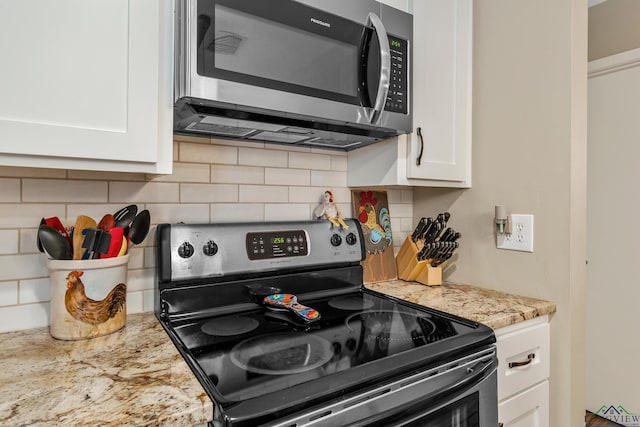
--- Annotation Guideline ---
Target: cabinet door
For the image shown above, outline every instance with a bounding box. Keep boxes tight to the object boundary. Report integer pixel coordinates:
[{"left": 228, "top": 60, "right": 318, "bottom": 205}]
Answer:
[
  {"left": 406, "top": 0, "right": 472, "bottom": 185},
  {"left": 498, "top": 380, "right": 549, "bottom": 427},
  {"left": 0, "top": 0, "right": 172, "bottom": 173},
  {"left": 377, "top": 0, "right": 411, "bottom": 13}
]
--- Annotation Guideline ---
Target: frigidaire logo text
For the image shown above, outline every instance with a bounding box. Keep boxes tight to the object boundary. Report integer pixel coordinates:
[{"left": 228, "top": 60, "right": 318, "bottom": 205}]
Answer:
[{"left": 310, "top": 18, "right": 331, "bottom": 28}]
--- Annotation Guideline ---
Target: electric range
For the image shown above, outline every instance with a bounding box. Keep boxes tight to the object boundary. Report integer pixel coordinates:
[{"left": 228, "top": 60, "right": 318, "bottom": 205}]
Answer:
[{"left": 155, "top": 219, "right": 497, "bottom": 427}]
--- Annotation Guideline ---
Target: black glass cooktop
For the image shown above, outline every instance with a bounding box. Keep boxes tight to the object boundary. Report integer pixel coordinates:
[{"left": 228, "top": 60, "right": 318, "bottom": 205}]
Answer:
[{"left": 169, "top": 290, "right": 479, "bottom": 402}]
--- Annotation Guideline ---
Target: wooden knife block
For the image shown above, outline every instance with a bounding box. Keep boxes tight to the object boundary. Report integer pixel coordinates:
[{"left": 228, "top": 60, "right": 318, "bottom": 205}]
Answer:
[{"left": 395, "top": 237, "right": 445, "bottom": 286}]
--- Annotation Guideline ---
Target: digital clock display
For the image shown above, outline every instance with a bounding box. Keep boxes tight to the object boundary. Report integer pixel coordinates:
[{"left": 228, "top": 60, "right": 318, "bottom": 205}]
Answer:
[
  {"left": 390, "top": 39, "right": 401, "bottom": 48},
  {"left": 246, "top": 230, "right": 308, "bottom": 260}
]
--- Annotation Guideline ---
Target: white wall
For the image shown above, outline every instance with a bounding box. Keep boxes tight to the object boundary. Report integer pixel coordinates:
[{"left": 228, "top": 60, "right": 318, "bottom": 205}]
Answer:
[
  {"left": 412, "top": 0, "right": 587, "bottom": 426},
  {"left": 0, "top": 135, "right": 414, "bottom": 333}
]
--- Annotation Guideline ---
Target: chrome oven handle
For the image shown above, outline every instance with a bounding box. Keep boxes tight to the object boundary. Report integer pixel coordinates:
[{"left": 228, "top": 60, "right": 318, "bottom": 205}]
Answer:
[{"left": 366, "top": 12, "right": 391, "bottom": 125}]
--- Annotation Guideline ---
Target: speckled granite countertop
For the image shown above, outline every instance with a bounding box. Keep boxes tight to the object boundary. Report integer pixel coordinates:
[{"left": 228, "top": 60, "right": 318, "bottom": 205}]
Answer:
[
  {"left": 366, "top": 280, "right": 556, "bottom": 329},
  {"left": 0, "top": 283, "right": 554, "bottom": 426},
  {"left": 0, "top": 312, "right": 212, "bottom": 427}
]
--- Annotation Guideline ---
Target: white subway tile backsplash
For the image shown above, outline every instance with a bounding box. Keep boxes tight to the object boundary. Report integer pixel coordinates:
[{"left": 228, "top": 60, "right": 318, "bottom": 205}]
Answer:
[
  {"left": 145, "top": 204, "right": 210, "bottom": 224},
  {"left": 212, "top": 204, "right": 264, "bottom": 222},
  {"left": 0, "top": 230, "right": 19, "bottom": 254},
  {"left": 127, "top": 247, "right": 145, "bottom": 270},
  {"left": 19, "top": 278, "right": 50, "bottom": 304},
  {"left": 0, "top": 166, "right": 66, "bottom": 179},
  {"left": 265, "top": 204, "right": 313, "bottom": 221},
  {"left": 109, "top": 182, "right": 180, "bottom": 203},
  {"left": 127, "top": 268, "right": 154, "bottom": 293},
  {"left": 310, "top": 170, "right": 348, "bottom": 187},
  {"left": 211, "top": 165, "right": 264, "bottom": 185},
  {"left": 0, "top": 140, "right": 414, "bottom": 333},
  {"left": 23, "top": 179, "right": 108, "bottom": 203},
  {"left": 265, "top": 168, "right": 310, "bottom": 186},
  {"left": 180, "top": 142, "right": 238, "bottom": 165},
  {"left": 239, "top": 147, "right": 288, "bottom": 167},
  {"left": 143, "top": 289, "right": 155, "bottom": 312},
  {"left": 67, "top": 204, "right": 127, "bottom": 224},
  {"left": 180, "top": 183, "right": 238, "bottom": 203},
  {"left": 331, "top": 156, "right": 348, "bottom": 171},
  {"left": 68, "top": 170, "right": 146, "bottom": 181},
  {"left": 0, "top": 178, "right": 20, "bottom": 202},
  {"left": 149, "top": 163, "right": 210, "bottom": 183},
  {"left": 0, "top": 254, "right": 48, "bottom": 281},
  {"left": 126, "top": 291, "right": 144, "bottom": 314},
  {"left": 239, "top": 185, "right": 288, "bottom": 203},
  {"left": 0, "top": 302, "right": 50, "bottom": 333},
  {"left": 388, "top": 203, "right": 412, "bottom": 218},
  {"left": 19, "top": 229, "right": 39, "bottom": 254},
  {"left": 0, "top": 281, "right": 18, "bottom": 306},
  {"left": 289, "top": 152, "right": 332, "bottom": 170},
  {"left": 10, "top": 204, "right": 68, "bottom": 229}
]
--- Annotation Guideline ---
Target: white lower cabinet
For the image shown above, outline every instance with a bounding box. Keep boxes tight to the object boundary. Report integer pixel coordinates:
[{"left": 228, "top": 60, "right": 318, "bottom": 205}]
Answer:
[{"left": 496, "top": 316, "right": 550, "bottom": 427}]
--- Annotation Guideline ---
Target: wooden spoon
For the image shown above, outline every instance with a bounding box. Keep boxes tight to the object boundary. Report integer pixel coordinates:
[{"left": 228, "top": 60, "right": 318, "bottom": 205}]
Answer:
[{"left": 72, "top": 215, "right": 97, "bottom": 260}]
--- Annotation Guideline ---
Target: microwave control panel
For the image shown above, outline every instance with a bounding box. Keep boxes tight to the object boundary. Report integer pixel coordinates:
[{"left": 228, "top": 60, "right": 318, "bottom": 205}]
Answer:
[{"left": 386, "top": 36, "right": 408, "bottom": 114}]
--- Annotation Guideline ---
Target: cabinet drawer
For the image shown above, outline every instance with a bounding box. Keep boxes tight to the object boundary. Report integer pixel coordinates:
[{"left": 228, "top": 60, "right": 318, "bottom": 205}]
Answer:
[
  {"left": 496, "top": 318, "right": 550, "bottom": 401},
  {"left": 498, "top": 380, "right": 549, "bottom": 427}
]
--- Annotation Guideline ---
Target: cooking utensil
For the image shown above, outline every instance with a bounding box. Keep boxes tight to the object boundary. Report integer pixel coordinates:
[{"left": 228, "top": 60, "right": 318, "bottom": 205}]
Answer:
[
  {"left": 72, "top": 215, "right": 97, "bottom": 260},
  {"left": 81, "top": 228, "right": 112, "bottom": 259},
  {"left": 263, "top": 294, "right": 320, "bottom": 323},
  {"left": 128, "top": 209, "right": 150, "bottom": 245},
  {"left": 97, "top": 214, "right": 115, "bottom": 231},
  {"left": 38, "top": 224, "right": 72, "bottom": 260},
  {"left": 113, "top": 204, "right": 138, "bottom": 228},
  {"left": 100, "top": 227, "right": 125, "bottom": 259}
]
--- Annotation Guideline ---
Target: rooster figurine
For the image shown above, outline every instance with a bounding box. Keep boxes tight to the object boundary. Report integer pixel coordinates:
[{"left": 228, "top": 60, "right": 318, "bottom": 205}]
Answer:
[
  {"left": 314, "top": 190, "right": 350, "bottom": 229},
  {"left": 65, "top": 270, "right": 127, "bottom": 325},
  {"left": 358, "top": 191, "right": 393, "bottom": 254}
]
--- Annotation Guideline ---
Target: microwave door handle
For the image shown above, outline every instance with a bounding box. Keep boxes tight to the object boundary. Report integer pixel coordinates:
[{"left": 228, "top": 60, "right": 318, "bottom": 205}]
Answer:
[{"left": 366, "top": 12, "right": 391, "bottom": 125}]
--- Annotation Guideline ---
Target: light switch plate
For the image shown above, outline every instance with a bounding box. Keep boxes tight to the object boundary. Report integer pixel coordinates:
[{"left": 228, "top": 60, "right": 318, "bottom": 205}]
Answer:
[{"left": 497, "top": 214, "right": 534, "bottom": 252}]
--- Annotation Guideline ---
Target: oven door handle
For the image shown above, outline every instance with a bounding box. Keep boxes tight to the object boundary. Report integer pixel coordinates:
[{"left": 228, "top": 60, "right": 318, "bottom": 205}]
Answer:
[{"left": 365, "top": 12, "right": 391, "bottom": 125}]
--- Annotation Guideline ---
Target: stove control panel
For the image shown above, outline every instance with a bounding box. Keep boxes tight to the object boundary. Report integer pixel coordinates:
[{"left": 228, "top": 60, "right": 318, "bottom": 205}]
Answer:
[
  {"left": 162, "top": 219, "right": 365, "bottom": 282},
  {"left": 246, "top": 230, "right": 308, "bottom": 260}
]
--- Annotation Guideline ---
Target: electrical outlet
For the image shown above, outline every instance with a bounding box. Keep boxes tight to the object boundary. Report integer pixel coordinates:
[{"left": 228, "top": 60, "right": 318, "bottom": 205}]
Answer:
[{"left": 497, "top": 214, "right": 534, "bottom": 252}]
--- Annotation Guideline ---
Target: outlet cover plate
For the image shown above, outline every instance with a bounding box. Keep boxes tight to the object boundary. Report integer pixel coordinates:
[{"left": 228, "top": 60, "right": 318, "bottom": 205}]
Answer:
[{"left": 497, "top": 214, "right": 534, "bottom": 252}]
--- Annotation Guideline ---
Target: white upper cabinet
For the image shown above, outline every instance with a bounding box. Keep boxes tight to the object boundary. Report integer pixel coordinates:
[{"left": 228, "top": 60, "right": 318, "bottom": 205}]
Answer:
[
  {"left": 0, "top": 0, "right": 173, "bottom": 173},
  {"left": 349, "top": 0, "right": 473, "bottom": 187}
]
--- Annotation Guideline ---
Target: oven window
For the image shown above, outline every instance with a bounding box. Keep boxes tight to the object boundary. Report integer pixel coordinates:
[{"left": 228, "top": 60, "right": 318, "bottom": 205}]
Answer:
[
  {"left": 406, "top": 392, "right": 479, "bottom": 427},
  {"left": 212, "top": 4, "right": 358, "bottom": 97}
]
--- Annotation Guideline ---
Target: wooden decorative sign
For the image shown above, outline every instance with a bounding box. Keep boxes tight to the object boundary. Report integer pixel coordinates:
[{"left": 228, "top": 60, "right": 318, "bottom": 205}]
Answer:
[{"left": 352, "top": 190, "right": 398, "bottom": 283}]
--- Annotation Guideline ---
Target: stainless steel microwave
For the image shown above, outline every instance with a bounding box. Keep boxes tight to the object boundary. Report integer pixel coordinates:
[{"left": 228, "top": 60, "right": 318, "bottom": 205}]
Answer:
[{"left": 174, "top": 0, "right": 413, "bottom": 150}]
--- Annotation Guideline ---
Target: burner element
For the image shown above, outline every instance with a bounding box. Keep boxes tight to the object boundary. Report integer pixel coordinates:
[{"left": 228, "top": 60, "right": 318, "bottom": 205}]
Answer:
[
  {"left": 230, "top": 333, "right": 333, "bottom": 375},
  {"left": 201, "top": 316, "right": 259, "bottom": 336},
  {"left": 328, "top": 295, "right": 376, "bottom": 311}
]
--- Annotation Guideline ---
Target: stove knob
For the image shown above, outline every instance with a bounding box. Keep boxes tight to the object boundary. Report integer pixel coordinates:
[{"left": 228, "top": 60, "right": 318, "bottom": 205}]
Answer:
[
  {"left": 203, "top": 240, "right": 218, "bottom": 256},
  {"left": 345, "top": 232, "right": 357, "bottom": 245},
  {"left": 178, "top": 242, "right": 194, "bottom": 258},
  {"left": 330, "top": 233, "right": 342, "bottom": 247}
]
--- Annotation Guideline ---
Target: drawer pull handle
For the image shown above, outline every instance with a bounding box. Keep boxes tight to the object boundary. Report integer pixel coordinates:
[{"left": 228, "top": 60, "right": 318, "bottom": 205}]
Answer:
[{"left": 509, "top": 353, "right": 535, "bottom": 369}]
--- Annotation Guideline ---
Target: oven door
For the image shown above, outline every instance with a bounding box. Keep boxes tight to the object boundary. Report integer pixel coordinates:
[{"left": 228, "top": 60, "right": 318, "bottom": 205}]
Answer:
[
  {"left": 270, "top": 347, "right": 498, "bottom": 427},
  {"left": 178, "top": 0, "right": 410, "bottom": 127}
]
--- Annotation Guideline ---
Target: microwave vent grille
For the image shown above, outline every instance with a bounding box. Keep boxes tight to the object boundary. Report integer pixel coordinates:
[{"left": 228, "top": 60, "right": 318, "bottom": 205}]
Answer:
[
  {"left": 303, "top": 138, "right": 363, "bottom": 149},
  {"left": 186, "top": 122, "right": 256, "bottom": 138}
]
